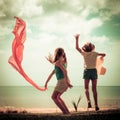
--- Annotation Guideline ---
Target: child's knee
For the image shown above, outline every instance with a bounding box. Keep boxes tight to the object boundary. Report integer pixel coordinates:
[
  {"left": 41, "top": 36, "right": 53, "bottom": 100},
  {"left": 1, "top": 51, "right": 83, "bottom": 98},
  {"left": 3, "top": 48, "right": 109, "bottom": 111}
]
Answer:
[
  {"left": 51, "top": 94, "right": 55, "bottom": 100},
  {"left": 92, "top": 88, "right": 97, "bottom": 93},
  {"left": 85, "top": 88, "right": 89, "bottom": 93},
  {"left": 51, "top": 93, "right": 58, "bottom": 100}
]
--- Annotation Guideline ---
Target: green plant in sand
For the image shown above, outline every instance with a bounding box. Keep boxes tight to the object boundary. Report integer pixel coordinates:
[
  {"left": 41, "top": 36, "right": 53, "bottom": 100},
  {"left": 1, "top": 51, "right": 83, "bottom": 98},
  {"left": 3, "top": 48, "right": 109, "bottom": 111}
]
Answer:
[{"left": 72, "top": 96, "right": 82, "bottom": 112}]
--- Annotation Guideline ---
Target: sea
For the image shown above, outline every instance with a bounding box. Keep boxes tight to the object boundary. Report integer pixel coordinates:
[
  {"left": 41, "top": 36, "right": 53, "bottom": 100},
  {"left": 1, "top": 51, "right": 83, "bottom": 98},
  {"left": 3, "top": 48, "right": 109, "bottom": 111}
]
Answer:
[{"left": 0, "top": 86, "right": 120, "bottom": 110}]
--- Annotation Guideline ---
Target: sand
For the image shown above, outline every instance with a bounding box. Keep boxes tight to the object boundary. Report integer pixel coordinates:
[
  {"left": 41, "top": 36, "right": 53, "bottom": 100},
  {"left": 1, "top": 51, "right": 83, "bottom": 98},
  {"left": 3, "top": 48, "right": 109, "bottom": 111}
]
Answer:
[{"left": 0, "top": 107, "right": 120, "bottom": 120}]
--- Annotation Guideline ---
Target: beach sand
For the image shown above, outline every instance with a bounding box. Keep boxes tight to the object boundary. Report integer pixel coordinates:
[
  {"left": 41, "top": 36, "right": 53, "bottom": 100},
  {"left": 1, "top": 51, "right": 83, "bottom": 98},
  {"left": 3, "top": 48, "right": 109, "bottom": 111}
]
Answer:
[{"left": 0, "top": 107, "right": 120, "bottom": 120}]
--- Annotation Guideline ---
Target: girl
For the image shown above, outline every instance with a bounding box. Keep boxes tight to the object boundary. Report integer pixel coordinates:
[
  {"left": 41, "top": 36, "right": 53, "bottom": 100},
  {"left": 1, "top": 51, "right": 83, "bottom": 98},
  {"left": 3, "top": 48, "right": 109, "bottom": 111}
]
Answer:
[
  {"left": 44, "top": 48, "right": 73, "bottom": 114},
  {"left": 74, "top": 34, "right": 106, "bottom": 111}
]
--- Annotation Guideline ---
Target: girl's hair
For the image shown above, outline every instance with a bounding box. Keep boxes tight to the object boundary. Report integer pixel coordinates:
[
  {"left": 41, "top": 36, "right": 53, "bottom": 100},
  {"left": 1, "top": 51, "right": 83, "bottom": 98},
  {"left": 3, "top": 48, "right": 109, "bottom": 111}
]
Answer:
[
  {"left": 53, "top": 48, "right": 67, "bottom": 64},
  {"left": 82, "top": 42, "right": 95, "bottom": 52}
]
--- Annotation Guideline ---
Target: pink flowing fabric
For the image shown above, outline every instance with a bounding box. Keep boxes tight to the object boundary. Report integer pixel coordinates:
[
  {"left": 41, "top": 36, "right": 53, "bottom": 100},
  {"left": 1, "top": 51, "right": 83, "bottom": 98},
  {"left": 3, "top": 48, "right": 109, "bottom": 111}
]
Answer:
[
  {"left": 8, "top": 17, "right": 46, "bottom": 91},
  {"left": 96, "top": 57, "right": 106, "bottom": 75}
]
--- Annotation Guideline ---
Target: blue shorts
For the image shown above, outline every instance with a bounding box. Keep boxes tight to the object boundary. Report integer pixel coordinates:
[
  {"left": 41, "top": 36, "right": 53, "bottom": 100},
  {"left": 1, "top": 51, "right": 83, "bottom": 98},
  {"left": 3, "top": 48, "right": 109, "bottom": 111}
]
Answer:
[{"left": 83, "top": 68, "right": 98, "bottom": 80}]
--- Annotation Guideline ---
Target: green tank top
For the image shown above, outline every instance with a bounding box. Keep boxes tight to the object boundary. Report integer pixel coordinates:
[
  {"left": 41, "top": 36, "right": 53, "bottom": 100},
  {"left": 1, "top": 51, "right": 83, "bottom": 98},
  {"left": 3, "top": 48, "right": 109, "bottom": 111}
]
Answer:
[{"left": 54, "top": 64, "right": 66, "bottom": 80}]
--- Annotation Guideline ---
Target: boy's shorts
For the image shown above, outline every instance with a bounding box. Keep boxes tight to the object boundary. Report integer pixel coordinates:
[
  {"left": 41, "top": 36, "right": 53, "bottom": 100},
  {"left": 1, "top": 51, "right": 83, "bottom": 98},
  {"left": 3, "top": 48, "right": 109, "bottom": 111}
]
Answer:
[{"left": 83, "top": 68, "right": 98, "bottom": 80}]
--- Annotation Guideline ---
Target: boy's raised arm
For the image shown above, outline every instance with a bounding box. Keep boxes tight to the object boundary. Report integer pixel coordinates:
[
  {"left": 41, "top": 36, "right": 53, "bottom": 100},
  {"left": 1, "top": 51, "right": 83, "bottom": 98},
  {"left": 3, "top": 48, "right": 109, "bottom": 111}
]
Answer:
[{"left": 74, "top": 34, "right": 82, "bottom": 53}]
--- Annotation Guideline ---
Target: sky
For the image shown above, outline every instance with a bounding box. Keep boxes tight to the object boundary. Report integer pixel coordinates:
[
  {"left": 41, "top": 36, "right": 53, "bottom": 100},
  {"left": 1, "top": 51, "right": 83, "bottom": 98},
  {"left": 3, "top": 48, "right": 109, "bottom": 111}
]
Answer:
[{"left": 0, "top": 0, "right": 120, "bottom": 86}]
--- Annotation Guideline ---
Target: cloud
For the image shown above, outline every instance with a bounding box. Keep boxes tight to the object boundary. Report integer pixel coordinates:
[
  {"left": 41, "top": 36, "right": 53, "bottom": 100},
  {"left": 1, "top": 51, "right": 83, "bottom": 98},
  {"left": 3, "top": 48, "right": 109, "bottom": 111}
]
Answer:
[
  {"left": 91, "top": 35, "right": 109, "bottom": 43},
  {"left": 18, "top": 0, "right": 43, "bottom": 18},
  {"left": 0, "top": 0, "right": 119, "bottom": 44},
  {"left": 0, "top": 24, "right": 12, "bottom": 37},
  {"left": 83, "top": 18, "right": 103, "bottom": 35},
  {"left": 0, "top": 0, "right": 43, "bottom": 19},
  {"left": 30, "top": 12, "right": 103, "bottom": 38},
  {"left": 86, "top": 0, "right": 120, "bottom": 21},
  {"left": 1, "top": 0, "right": 120, "bottom": 22},
  {"left": 0, "top": 0, "right": 19, "bottom": 18}
]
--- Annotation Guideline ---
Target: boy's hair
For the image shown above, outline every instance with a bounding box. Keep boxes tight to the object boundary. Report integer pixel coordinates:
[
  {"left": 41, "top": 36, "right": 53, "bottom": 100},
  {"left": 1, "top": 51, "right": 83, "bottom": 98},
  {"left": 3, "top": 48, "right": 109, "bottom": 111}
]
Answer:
[{"left": 82, "top": 42, "right": 95, "bottom": 52}]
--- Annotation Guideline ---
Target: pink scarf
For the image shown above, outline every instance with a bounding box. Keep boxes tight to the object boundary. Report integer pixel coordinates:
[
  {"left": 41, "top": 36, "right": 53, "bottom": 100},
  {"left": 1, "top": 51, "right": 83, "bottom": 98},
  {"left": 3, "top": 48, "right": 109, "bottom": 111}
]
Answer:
[{"left": 8, "top": 17, "right": 46, "bottom": 91}]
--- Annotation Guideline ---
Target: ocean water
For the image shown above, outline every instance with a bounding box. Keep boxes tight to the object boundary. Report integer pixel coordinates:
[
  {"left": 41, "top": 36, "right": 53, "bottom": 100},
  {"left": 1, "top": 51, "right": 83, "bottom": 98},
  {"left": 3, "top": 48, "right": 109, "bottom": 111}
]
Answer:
[{"left": 0, "top": 86, "right": 120, "bottom": 109}]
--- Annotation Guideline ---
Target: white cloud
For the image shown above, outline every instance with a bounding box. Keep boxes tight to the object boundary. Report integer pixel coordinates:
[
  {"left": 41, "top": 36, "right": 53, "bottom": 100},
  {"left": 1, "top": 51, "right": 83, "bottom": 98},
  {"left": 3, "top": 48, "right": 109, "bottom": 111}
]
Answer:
[
  {"left": 83, "top": 18, "right": 103, "bottom": 35},
  {"left": 34, "top": 11, "right": 103, "bottom": 37},
  {"left": 0, "top": 25, "right": 12, "bottom": 36},
  {"left": 91, "top": 35, "right": 109, "bottom": 43},
  {"left": 18, "top": 0, "right": 43, "bottom": 18}
]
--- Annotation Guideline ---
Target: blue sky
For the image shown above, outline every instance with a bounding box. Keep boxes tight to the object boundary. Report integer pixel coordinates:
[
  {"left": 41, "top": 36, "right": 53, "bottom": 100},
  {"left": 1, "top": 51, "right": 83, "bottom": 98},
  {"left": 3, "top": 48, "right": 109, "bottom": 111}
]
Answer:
[{"left": 0, "top": 0, "right": 120, "bottom": 86}]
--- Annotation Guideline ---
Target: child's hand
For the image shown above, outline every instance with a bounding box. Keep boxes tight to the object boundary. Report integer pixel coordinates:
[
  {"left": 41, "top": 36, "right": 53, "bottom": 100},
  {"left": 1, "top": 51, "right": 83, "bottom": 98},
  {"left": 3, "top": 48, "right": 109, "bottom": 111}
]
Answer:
[
  {"left": 74, "top": 34, "right": 80, "bottom": 40},
  {"left": 44, "top": 83, "right": 48, "bottom": 89},
  {"left": 45, "top": 53, "right": 53, "bottom": 64},
  {"left": 68, "top": 83, "right": 73, "bottom": 88}
]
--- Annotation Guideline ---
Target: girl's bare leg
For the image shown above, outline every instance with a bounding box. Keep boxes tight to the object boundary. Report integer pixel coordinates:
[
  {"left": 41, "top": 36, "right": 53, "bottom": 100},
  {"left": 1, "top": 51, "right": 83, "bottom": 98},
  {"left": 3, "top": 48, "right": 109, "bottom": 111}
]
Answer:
[
  {"left": 57, "top": 93, "right": 70, "bottom": 113},
  {"left": 52, "top": 91, "right": 69, "bottom": 114}
]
